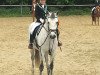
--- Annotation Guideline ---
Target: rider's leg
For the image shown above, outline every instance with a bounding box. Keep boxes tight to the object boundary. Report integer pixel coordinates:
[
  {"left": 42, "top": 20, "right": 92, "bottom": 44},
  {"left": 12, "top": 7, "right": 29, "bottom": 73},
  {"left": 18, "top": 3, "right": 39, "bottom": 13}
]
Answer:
[
  {"left": 91, "top": 7, "right": 96, "bottom": 13},
  {"left": 28, "top": 22, "right": 41, "bottom": 49},
  {"left": 28, "top": 33, "right": 35, "bottom": 49}
]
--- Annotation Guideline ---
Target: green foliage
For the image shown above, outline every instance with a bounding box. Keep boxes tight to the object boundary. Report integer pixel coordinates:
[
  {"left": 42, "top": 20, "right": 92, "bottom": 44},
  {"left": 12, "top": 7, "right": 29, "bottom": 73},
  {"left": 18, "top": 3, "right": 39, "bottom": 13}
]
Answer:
[
  {"left": 56, "top": 0, "right": 68, "bottom": 5},
  {"left": 75, "top": 0, "right": 95, "bottom": 4},
  {"left": 0, "top": 0, "right": 96, "bottom": 5},
  {"left": 6, "top": 0, "right": 19, "bottom": 4},
  {"left": 0, "top": 0, "right": 95, "bottom": 17},
  {"left": 59, "top": 7, "right": 91, "bottom": 16}
]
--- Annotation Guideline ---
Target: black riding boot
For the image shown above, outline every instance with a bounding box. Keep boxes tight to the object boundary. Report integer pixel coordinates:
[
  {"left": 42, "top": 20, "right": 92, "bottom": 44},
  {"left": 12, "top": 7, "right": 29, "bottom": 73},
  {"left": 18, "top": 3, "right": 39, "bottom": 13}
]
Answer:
[
  {"left": 28, "top": 25, "right": 41, "bottom": 49},
  {"left": 28, "top": 34, "right": 34, "bottom": 49}
]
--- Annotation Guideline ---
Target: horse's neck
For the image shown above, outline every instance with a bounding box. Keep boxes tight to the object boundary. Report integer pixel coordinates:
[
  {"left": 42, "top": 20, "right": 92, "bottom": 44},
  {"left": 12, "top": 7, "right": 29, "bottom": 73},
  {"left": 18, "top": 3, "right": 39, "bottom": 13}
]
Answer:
[
  {"left": 38, "top": 20, "right": 49, "bottom": 36},
  {"left": 36, "top": 20, "right": 49, "bottom": 47},
  {"left": 42, "top": 20, "right": 48, "bottom": 31},
  {"left": 96, "top": 9, "right": 100, "bottom": 15}
]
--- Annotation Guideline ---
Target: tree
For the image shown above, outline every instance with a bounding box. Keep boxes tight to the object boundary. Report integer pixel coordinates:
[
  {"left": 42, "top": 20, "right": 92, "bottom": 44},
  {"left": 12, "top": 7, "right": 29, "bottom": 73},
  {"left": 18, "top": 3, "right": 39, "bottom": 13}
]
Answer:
[
  {"left": 0, "top": 0, "right": 96, "bottom": 5},
  {"left": 0, "top": 0, "right": 6, "bottom": 5}
]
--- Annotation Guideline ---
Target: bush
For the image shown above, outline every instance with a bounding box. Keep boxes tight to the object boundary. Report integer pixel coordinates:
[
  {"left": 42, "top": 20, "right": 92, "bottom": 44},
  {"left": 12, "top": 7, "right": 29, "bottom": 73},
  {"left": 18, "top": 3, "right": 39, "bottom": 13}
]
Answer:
[
  {"left": 0, "top": 7, "right": 31, "bottom": 17},
  {"left": 0, "top": 6, "right": 92, "bottom": 17}
]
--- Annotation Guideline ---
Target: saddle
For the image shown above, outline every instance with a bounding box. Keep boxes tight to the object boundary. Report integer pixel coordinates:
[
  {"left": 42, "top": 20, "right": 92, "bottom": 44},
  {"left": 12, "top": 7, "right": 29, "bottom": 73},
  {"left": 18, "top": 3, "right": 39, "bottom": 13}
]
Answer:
[{"left": 32, "top": 25, "right": 41, "bottom": 40}]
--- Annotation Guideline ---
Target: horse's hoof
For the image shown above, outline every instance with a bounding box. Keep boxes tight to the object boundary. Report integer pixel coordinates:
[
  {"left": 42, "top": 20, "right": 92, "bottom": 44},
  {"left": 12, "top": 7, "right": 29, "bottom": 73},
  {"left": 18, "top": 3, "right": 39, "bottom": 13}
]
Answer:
[{"left": 49, "top": 50, "right": 51, "bottom": 55}]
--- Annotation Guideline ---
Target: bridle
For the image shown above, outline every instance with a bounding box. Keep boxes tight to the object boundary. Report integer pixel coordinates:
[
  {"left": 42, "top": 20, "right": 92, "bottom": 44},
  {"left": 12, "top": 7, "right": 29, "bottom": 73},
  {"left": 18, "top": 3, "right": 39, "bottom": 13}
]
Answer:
[
  {"left": 36, "top": 16, "right": 58, "bottom": 46},
  {"left": 35, "top": 15, "right": 62, "bottom": 53},
  {"left": 46, "top": 16, "right": 58, "bottom": 34}
]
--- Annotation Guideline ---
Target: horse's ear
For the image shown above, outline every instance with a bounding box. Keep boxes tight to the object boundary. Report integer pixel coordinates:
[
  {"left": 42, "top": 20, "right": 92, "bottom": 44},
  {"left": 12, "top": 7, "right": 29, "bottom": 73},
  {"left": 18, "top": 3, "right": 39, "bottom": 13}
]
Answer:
[
  {"left": 54, "top": 11, "right": 58, "bottom": 16},
  {"left": 46, "top": 11, "right": 50, "bottom": 16},
  {"left": 56, "top": 11, "right": 58, "bottom": 15}
]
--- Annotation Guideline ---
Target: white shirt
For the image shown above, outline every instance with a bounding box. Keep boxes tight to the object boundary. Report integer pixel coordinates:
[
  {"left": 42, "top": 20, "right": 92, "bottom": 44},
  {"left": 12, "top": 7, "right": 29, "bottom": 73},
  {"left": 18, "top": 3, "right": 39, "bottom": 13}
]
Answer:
[{"left": 42, "top": 5, "right": 44, "bottom": 8}]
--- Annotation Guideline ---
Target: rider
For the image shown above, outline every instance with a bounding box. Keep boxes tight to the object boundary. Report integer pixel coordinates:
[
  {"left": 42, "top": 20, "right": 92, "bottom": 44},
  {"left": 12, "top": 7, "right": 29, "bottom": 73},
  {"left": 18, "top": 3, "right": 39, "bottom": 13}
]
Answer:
[
  {"left": 92, "top": 0, "right": 100, "bottom": 13},
  {"left": 28, "top": 0, "right": 47, "bottom": 49},
  {"left": 28, "top": 0, "right": 62, "bottom": 49}
]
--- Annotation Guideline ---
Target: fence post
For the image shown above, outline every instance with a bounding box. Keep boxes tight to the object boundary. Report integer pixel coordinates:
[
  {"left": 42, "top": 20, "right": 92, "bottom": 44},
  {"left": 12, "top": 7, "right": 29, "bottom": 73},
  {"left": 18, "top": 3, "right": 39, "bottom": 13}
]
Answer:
[
  {"left": 21, "top": 0, "right": 23, "bottom": 16},
  {"left": 32, "top": 0, "right": 35, "bottom": 22}
]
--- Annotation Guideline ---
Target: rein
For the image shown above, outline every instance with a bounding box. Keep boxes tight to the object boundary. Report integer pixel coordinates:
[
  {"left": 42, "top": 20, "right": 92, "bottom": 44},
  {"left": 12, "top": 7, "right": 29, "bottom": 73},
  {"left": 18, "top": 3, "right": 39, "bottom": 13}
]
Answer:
[
  {"left": 42, "top": 24, "right": 49, "bottom": 32},
  {"left": 35, "top": 23, "right": 50, "bottom": 48}
]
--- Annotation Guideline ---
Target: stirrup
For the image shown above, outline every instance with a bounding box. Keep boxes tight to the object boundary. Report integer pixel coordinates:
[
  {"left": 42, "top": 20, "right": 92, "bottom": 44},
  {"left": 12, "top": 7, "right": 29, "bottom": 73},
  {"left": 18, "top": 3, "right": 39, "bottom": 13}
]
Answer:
[{"left": 28, "top": 43, "right": 33, "bottom": 49}]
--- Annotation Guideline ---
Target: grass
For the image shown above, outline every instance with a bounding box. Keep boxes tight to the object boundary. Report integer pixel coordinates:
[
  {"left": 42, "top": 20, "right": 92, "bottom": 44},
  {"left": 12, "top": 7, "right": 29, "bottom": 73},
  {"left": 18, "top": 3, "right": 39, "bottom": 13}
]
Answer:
[
  {"left": 0, "top": 7, "right": 91, "bottom": 17},
  {"left": 59, "top": 8, "right": 91, "bottom": 16}
]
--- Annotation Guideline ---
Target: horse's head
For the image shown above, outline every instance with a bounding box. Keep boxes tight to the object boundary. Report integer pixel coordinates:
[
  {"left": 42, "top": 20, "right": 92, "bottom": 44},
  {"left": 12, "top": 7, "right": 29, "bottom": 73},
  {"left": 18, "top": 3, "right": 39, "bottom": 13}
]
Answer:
[
  {"left": 46, "top": 12, "right": 58, "bottom": 39},
  {"left": 96, "top": 6, "right": 100, "bottom": 12}
]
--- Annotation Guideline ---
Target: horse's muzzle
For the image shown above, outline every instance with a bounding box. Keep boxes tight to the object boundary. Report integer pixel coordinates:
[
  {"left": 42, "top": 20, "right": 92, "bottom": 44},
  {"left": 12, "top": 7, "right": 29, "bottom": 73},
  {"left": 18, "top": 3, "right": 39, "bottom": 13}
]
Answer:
[{"left": 50, "top": 35, "right": 56, "bottom": 39}]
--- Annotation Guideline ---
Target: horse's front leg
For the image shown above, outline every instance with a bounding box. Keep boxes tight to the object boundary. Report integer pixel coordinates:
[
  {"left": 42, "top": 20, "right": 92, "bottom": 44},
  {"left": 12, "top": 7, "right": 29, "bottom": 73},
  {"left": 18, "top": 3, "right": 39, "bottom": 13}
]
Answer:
[
  {"left": 92, "top": 16, "right": 94, "bottom": 25},
  {"left": 49, "top": 51, "right": 55, "bottom": 75},
  {"left": 98, "top": 17, "right": 99, "bottom": 25},
  {"left": 39, "top": 50, "right": 44, "bottom": 75},
  {"left": 45, "top": 51, "right": 50, "bottom": 75},
  {"left": 92, "top": 19, "right": 93, "bottom": 25},
  {"left": 95, "top": 18, "right": 96, "bottom": 25},
  {"left": 50, "top": 61, "right": 54, "bottom": 75}
]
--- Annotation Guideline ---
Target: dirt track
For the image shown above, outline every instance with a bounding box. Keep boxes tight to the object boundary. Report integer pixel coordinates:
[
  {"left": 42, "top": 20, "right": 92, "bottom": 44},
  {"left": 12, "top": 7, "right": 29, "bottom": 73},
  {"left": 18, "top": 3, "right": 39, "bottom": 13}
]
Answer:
[{"left": 0, "top": 16, "right": 100, "bottom": 75}]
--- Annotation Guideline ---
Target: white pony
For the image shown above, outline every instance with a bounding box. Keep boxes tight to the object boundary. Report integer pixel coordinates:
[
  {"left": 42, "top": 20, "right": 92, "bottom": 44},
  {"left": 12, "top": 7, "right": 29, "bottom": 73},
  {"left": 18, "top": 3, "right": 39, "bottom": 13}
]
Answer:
[{"left": 29, "top": 12, "right": 59, "bottom": 75}]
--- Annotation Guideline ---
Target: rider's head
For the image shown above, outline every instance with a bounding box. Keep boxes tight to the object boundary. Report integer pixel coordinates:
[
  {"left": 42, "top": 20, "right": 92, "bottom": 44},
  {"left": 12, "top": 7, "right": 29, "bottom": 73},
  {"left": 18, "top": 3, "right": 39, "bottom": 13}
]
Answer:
[
  {"left": 96, "top": 0, "right": 98, "bottom": 3},
  {"left": 40, "top": 0, "right": 46, "bottom": 5}
]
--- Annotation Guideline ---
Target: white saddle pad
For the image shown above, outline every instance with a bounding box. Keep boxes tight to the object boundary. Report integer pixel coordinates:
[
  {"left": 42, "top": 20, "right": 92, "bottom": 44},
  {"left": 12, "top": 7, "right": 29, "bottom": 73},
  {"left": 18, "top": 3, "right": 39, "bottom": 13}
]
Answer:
[{"left": 29, "top": 22, "right": 41, "bottom": 34}]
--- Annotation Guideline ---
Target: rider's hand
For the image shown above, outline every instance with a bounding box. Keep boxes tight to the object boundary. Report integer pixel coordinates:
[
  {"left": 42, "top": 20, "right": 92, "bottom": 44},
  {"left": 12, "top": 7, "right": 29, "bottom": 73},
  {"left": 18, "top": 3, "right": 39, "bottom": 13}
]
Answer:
[{"left": 40, "top": 18, "right": 44, "bottom": 23}]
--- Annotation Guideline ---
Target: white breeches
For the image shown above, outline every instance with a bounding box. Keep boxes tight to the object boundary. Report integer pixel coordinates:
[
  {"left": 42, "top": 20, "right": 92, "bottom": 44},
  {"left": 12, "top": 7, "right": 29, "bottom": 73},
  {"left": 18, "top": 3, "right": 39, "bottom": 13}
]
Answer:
[{"left": 92, "top": 7, "right": 96, "bottom": 12}]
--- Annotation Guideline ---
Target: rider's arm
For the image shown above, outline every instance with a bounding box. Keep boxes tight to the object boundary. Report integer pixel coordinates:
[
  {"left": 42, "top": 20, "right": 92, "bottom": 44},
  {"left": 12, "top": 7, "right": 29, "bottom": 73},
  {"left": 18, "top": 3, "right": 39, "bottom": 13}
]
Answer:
[
  {"left": 35, "top": 4, "right": 40, "bottom": 20},
  {"left": 35, "top": 4, "right": 45, "bottom": 23}
]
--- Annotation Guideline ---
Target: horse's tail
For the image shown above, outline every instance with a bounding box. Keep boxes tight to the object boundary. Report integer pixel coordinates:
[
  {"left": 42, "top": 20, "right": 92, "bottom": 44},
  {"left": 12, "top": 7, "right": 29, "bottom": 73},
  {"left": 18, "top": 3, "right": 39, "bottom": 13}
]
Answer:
[{"left": 35, "top": 49, "right": 40, "bottom": 67}]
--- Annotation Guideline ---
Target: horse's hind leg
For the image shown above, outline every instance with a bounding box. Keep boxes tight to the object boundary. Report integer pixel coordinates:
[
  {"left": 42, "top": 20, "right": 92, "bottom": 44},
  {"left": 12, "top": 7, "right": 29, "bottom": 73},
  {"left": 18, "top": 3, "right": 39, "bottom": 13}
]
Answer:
[
  {"left": 39, "top": 51, "right": 44, "bottom": 75},
  {"left": 50, "top": 61, "right": 54, "bottom": 75},
  {"left": 39, "top": 61, "right": 44, "bottom": 75},
  {"left": 30, "top": 49, "right": 35, "bottom": 74}
]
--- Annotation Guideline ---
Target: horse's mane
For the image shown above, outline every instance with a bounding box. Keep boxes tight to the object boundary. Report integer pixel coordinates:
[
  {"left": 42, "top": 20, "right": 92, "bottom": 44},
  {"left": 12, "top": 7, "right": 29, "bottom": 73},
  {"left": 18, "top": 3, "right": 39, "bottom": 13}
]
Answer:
[{"left": 96, "top": 6, "right": 100, "bottom": 9}]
